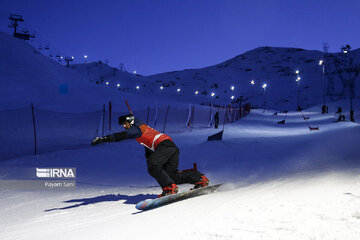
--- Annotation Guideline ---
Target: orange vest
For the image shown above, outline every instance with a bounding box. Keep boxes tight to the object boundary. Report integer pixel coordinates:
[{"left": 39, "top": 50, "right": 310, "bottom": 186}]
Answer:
[{"left": 136, "top": 124, "right": 172, "bottom": 150}]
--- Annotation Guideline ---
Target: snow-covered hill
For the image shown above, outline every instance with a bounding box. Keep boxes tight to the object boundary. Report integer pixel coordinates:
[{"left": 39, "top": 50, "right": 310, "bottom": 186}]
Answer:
[
  {"left": 145, "top": 47, "right": 360, "bottom": 110},
  {"left": 2, "top": 30, "right": 359, "bottom": 111},
  {"left": 0, "top": 31, "right": 171, "bottom": 112},
  {"left": 71, "top": 45, "right": 360, "bottom": 110},
  {"left": 71, "top": 61, "right": 147, "bottom": 90}
]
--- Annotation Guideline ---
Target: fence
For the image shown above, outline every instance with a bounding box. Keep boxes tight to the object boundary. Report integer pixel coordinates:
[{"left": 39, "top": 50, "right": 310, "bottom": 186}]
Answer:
[{"left": 0, "top": 102, "right": 251, "bottom": 161}]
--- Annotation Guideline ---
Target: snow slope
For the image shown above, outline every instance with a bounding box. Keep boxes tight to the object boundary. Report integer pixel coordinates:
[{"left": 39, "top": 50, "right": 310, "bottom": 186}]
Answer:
[
  {"left": 0, "top": 31, "right": 177, "bottom": 112},
  {"left": 1, "top": 103, "right": 360, "bottom": 240}
]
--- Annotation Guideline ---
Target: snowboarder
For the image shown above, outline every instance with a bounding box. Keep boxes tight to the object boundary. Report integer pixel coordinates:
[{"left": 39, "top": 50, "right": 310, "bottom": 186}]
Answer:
[
  {"left": 91, "top": 114, "right": 209, "bottom": 197},
  {"left": 336, "top": 107, "right": 345, "bottom": 122}
]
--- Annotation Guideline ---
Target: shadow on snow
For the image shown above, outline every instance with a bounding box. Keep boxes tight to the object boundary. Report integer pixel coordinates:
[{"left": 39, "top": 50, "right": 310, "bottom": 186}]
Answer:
[{"left": 45, "top": 193, "right": 157, "bottom": 212}]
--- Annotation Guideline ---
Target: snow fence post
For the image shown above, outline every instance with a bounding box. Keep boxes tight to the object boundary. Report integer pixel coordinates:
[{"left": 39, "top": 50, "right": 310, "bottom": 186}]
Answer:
[
  {"left": 223, "top": 107, "right": 228, "bottom": 131},
  {"left": 153, "top": 102, "right": 158, "bottom": 127},
  {"left": 186, "top": 104, "right": 195, "bottom": 130},
  {"left": 31, "top": 103, "right": 37, "bottom": 155},
  {"left": 191, "top": 105, "right": 195, "bottom": 129},
  {"left": 109, "top": 101, "right": 112, "bottom": 132},
  {"left": 163, "top": 105, "right": 170, "bottom": 133},
  {"left": 186, "top": 104, "right": 192, "bottom": 129},
  {"left": 208, "top": 103, "right": 214, "bottom": 127},
  {"left": 102, "top": 104, "right": 105, "bottom": 137}
]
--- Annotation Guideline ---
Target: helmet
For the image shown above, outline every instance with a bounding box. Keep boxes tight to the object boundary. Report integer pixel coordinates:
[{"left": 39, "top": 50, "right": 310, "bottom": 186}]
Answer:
[{"left": 119, "top": 114, "right": 135, "bottom": 125}]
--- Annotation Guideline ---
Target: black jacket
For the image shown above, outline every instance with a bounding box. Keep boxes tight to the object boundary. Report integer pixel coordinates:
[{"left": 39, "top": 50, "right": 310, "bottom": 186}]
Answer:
[{"left": 105, "top": 119, "right": 154, "bottom": 159}]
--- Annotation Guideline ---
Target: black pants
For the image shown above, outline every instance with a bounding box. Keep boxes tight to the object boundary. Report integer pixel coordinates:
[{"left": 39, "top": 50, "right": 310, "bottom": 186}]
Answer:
[{"left": 146, "top": 140, "right": 203, "bottom": 188}]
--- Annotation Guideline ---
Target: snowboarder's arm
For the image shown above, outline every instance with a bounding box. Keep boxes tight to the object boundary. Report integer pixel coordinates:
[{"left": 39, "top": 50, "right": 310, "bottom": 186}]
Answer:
[{"left": 91, "top": 125, "right": 142, "bottom": 145}]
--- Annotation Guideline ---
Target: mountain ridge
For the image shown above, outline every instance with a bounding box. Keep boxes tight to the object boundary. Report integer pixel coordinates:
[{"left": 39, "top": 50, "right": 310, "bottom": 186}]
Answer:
[{"left": 1, "top": 31, "right": 359, "bottom": 111}]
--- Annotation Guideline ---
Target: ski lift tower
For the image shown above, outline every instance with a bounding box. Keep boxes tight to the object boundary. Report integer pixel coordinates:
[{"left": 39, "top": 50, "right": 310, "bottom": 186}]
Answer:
[
  {"left": 64, "top": 56, "right": 74, "bottom": 68},
  {"left": 9, "top": 14, "right": 23, "bottom": 36},
  {"left": 8, "top": 14, "right": 35, "bottom": 40}
]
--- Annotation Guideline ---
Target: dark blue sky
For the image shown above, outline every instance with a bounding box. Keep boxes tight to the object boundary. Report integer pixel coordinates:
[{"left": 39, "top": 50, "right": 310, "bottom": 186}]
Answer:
[{"left": 1, "top": 0, "right": 359, "bottom": 75}]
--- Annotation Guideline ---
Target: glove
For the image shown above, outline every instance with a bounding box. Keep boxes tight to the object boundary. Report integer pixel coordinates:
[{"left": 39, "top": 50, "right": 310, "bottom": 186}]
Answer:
[{"left": 91, "top": 136, "right": 110, "bottom": 145}]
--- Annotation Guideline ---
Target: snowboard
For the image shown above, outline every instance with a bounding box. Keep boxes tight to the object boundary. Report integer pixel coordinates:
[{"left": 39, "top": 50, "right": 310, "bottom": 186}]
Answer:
[{"left": 135, "top": 184, "right": 222, "bottom": 211}]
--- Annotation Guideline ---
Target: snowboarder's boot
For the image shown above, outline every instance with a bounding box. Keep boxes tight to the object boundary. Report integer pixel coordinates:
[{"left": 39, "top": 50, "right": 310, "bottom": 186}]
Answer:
[
  {"left": 193, "top": 175, "right": 209, "bottom": 189},
  {"left": 158, "top": 183, "right": 178, "bottom": 198}
]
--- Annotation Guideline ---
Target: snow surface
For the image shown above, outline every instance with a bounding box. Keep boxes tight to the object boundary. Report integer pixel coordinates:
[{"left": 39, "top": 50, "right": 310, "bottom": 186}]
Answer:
[
  {"left": 1, "top": 31, "right": 360, "bottom": 240},
  {"left": 1, "top": 105, "right": 360, "bottom": 240}
]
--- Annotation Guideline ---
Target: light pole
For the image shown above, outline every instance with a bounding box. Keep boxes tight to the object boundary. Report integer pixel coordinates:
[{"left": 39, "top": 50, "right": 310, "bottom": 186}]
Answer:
[
  {"left": 319, "top": 59, "right": 327, "bottom": 113},
  {"left": 249, "top": 80, "right": 255, "bottom": 105},
  {"left": 230, "top": 85, "right": 235, "bottom": 106},
  {"left": 295, "top": 70, "right": 301, "bottom": 111},
  {"left": 341, "top": 45, "right": 355, "bottom": 122},
  {"left": 262, "top": 83, "right": 267, "bottom": 111}
]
